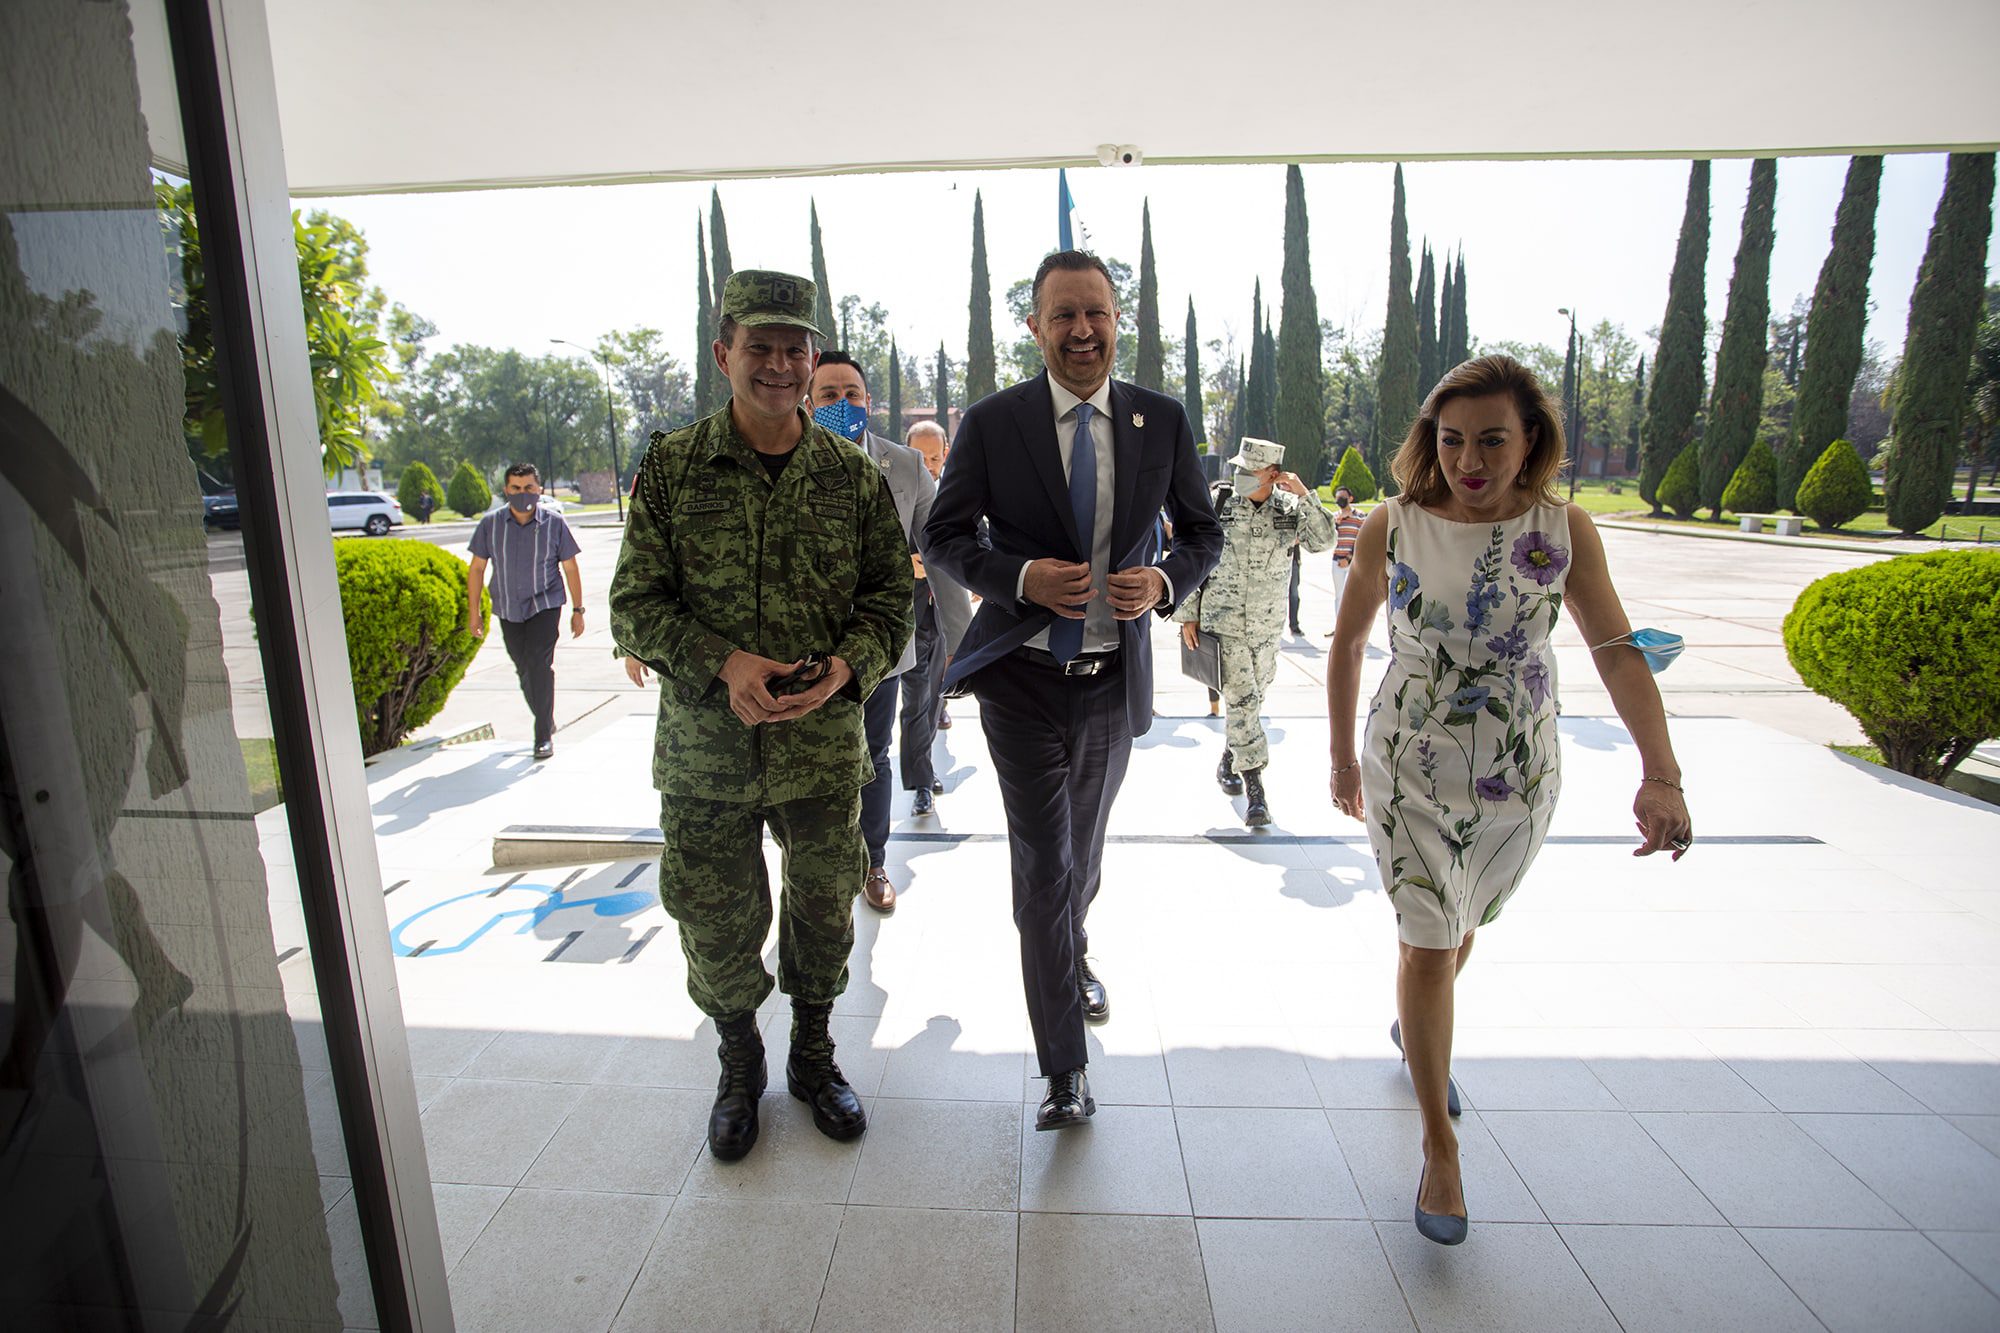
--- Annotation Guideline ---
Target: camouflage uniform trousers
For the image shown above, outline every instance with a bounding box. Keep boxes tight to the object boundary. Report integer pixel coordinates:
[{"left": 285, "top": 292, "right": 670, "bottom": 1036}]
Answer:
[
  {"left": 1221, "top": 632, "right": 1283, "bottom": 770},
  {"left": 658, "top": 788, "right": 865, "bottom": 1020}
]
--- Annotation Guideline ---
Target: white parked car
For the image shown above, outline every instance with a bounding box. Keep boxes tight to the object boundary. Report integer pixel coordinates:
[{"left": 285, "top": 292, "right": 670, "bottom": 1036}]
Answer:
[{"left": 327, "top": 491, "right": 404, "bottom": 536}]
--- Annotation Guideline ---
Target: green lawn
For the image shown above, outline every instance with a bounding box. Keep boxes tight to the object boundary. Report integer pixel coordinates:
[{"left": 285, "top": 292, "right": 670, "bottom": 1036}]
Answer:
[
  {"left": 1610, "top": 508, "right": 1984, "bottom": 542},
  {"left": 240, "top": 737, "right": 282, "bottom": 813}
]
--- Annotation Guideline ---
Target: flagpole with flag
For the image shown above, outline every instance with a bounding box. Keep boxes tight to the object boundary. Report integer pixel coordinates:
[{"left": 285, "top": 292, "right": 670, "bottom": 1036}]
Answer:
[{"left": 1057, "top": 168, "right": 1091, "bottom": 252}]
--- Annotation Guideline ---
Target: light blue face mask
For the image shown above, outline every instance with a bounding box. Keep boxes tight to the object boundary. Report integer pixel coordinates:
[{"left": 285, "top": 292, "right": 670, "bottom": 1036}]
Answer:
[
  {"left": 1592, "top": 627, "right": 1686, "bottom": 674},
  {"left": 812, "top": 399, "right": 868, "bottom": 442}
]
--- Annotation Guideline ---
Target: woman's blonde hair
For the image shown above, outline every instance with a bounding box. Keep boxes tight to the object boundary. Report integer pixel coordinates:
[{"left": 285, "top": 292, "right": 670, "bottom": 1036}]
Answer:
[{"left": 1389, "top": 354, "right": 1567, "bottom": 507}]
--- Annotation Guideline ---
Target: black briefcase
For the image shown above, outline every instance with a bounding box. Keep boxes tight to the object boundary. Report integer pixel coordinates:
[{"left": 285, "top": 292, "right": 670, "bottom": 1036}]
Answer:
[{"left": 1179, "top": 629, "right": 1223, "bottom": 692}]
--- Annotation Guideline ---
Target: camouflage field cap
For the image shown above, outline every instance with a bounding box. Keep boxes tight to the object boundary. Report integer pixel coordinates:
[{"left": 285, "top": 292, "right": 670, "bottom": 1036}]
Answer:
[
  {"left": 720, "top": 269, "right": 824, "bottom": 337},
  {"left": 1226, "top": 437, "right": 1285, "bottom": 473}
]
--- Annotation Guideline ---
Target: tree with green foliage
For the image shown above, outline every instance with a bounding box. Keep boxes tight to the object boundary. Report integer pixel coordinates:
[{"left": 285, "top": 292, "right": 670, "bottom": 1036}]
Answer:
[
  {"left": 1700, "top": 159, "right": 1778, "bottom": 517},
  {"left": 1785, "top": 156, "right": 1883, "bottom": 508},
  {"left": 1721, "top": 440, "right": 1777, "bottom": 514},
  {"left": 446, "top": 459, "right": 490, "bottom": 517},
  {"left": 709, "top": 188, "right": 732, "bottom": 302},
  {"left": 1416, "top": 243, "right": 1439, "bottom": 393},
  {"left": 935, "top": 344, "right": 950, "bottom": 432},
  {"left": 966, "top": 191, "right": 997, "bottom": 403},
  {"left": 1447, "top": 250, "right": 1470, "bottom": 366},
  {"left": 1625, "top": 354, "right": 1646, "bottom": 471},
  {"left": 1784, "top": 550, "right": 2000, "bottom": 781},
  {"left": 1641, "top": 160, "right": 1711, "bottom": 513},
  {"left": 887, "top": 335, "right": 902, "bottom": 441},
  {"left": 1965, "top": 295, "right": 2000, "bottom": 503},
  {"left": 1886, "top": 153, "right": 1997, "bottom": 533},
  {"left": 694, "top": 221, "right": 718, "bottom": 416},
  {"left": 1330, "top": 445, "right": 1378, "bottom": 501},
  {"left": 1560, "top": 322, "right": 1578, "bottom": 472},
  {"left": 1657, "top": 440, "right": 1701, "bottom": 518},
  {"left": 1183, "top": 298, "right": 1205, "bottom": 445},
  {"left": 1795, "top": 439, "right": 1873, "bottom": 530},
  {"left": 397, "top": 461, "right": 444, "bottom": 522},
  {"left": 337, "top": 540, "right": 486, "bottom": 756},
  {"left": 1134, "top": 200, "right": 1165, "bottom": 391},
  {"left": 1243, "top": 281, "right": 1273, "bottom": 438},
  {"left": 1256, "top": 317, "right": 1279, "bottom": 439},
  {"left": 1276, "top": 166, "right": 1327, "bottom": 483},
  {"left": 809, "top": 200, "right": 837, "bottom": 343},
  {"left": 1436, "top": 253, "right": 1456, "bottom": 378},
  {"left": 1374, "top": 165, "right": 1421, "bottom": 476}
]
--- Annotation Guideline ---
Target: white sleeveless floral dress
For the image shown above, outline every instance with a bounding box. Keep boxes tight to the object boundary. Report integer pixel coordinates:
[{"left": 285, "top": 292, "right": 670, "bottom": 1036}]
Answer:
[{"left": 1360, "top": 499, "right": 1572, "bottom": 948}]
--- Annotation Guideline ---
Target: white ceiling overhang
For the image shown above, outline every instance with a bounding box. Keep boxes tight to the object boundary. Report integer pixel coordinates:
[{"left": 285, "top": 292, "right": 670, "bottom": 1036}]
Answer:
[{"left": 268, "top": 0, "right": 2000, "bottom": 197}]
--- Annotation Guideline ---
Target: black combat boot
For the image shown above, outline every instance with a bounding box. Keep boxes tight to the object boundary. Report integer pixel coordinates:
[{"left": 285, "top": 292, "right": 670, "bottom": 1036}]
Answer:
[
  {"left": 1216, "top": 747, "right": 1244, "bottom": 795},
  {"left": 787, "top": 999, "right": 867, "bottom": 1141},
  {"left": 708, "top": 1013, "right": 766, "bottom": 1162},
  {"left": 1242, "top": 767, "right": 1272, "bottom": 827}
]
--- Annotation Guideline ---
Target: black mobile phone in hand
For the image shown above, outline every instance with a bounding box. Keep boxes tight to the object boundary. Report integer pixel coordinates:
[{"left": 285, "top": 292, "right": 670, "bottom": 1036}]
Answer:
[{"left": 769, "top": 651, "right": 830, "bottom": 696}]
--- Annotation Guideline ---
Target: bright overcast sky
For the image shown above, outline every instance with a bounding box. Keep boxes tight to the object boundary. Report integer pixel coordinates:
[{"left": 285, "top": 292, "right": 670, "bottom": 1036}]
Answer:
[{"left": 299, "top": 155, "right": 1996, "bottom": 378}]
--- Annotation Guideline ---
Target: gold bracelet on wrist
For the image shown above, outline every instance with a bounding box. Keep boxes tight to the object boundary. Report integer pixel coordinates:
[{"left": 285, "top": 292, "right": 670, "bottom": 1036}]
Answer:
[
  {"left": 1332, "top": 760, "right": 1360, "bottom": 777},
  {"left": 1642, "top": 774, "right": 1683, "bottom": 792}
]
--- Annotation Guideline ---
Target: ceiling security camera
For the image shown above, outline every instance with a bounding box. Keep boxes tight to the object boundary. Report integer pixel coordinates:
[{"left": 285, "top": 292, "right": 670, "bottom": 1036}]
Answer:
[{"left": 1096, "top": 144, "right": 1144, "bottom": 168}]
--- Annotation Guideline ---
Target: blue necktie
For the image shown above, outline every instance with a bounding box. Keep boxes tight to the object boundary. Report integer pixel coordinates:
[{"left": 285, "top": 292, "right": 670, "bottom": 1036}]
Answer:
[{"left": 1050, "top": 401, "right": 1096, "bottom": 663}]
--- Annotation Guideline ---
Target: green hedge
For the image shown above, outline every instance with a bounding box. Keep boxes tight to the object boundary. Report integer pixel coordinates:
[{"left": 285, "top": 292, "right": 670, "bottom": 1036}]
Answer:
[
  {"left": 336, "top": 540, "right": 487, "bottom": 756},
  {"left": 1720, "top": 441, "right": 1777, "bottom": 515},
  {"left": 397, "top": 461, "right": 445, "bottom": 523},
  {"left": 447, "top": 460, "right": 491, "bottom": 518},
  {"left": 1793, "top": 438, "right": 1873, "bottom": 531},
  {"left": 1657, "top": 444, "right": 1701, "bottom": 519},
  {"left": 1783, "top": 549, "right": 2000, "bottom": 781},
  {"left": 1329, "top": 445, "right": 1378, "bottom": 502}
]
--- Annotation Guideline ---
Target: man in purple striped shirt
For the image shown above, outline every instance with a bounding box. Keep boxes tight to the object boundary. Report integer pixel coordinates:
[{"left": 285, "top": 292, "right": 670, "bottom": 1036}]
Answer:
[{"left": 467, "top": 463, "right": 584, "bottom": 760}]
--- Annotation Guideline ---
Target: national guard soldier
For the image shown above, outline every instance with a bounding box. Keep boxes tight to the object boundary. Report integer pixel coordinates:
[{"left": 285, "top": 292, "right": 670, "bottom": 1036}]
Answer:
[
  {"left": 609, "top": 269, "right": 914, "bottom": 1162},
  {"left": 1173, "top": 437, "right": 1334, "bottom": 826}
]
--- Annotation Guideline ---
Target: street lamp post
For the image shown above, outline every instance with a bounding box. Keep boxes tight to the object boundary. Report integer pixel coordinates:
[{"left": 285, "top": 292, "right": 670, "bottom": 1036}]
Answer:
[
  {"left": 552, "top": 337, "right": 624, "bottom": 522},
  {"left": 1557, "top": 306, "right": 1580, "bottom": 500}
]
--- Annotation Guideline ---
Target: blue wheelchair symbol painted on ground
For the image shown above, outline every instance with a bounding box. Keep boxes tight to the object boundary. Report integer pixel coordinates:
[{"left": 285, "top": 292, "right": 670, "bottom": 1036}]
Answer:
[{"left": 391, "top": 882, "right": 656, "bottom": 957}]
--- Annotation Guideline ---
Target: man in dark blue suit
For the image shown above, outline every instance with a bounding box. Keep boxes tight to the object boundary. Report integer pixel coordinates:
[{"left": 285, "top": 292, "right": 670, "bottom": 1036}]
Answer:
[{"left": 923, "top": 250, "right": 1222, "bottom": 1130}]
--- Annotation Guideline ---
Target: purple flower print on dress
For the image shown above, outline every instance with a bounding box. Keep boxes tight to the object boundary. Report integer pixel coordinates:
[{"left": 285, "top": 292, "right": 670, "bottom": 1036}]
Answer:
[
  {"left": 1475, "top": 774, "right": 1514, "bottom": 802},
  {"left": 1388, "top": 562, "right": 1421, "bottom": 611},
  {"left": 1465, "top": 581, "right": 1505, "bottom": 633},
  {"left": 1511, "top": 531, "right": 1570, "bottom": 586},
  {"left": 1524, "top": 653, "right": 1551, "bottom": 709},
  {"left": 1486, "top": 626, "right": 1528, "bottom": 661}
]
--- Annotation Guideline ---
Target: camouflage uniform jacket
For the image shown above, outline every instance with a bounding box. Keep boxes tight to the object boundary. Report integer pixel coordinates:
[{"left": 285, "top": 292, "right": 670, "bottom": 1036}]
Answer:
[
  {"left": 610, "top": 405, "right": 914, "bottom": 802},
  {"left": 1173, "top": 482, "right": 1335, "bottom": 639}
]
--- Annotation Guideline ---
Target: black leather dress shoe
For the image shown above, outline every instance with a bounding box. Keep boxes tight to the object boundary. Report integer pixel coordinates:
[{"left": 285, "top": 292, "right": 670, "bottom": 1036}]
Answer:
[
  {"left": 1076, "top": 958, "right": 1110, "bottom": 1022},
  {"left": 708, "top": 1016, "right": 766, "bottom": 1161},
  {"left": 1035, "top": 1067, "right": 1095, "bottom": 1130},
  {"left": 931, "top": 778, "right": 944, "bottom": 793},
  {"left": 911, "top": 787, "right": 935, "bottom": 816}
]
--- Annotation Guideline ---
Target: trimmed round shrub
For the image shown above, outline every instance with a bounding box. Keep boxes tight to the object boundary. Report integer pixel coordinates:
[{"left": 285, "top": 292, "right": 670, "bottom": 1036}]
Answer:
[
  {"left": 1329, "top": 445, "right": 1378, "bottom": 502},
  {"left": 446, "top": 460, "right": 491, "bottom": 518},
  {"left": 397, "top": 460, "right": 445, "bottom": 523},
  {"left": 1721, "top": 441, "right": 1777, "bottom": 515},
  {"left": 1657, "top": 444, "right": 1701, "bottom": 518},
  {"left": 1794, "top": 439, "right": 1873, "bottom": 530},
  {"left": 336, "top": 540, "right": 488, "bottom": 756},
  {"left": 1783, "top": 550, "right": 2000, "bottom": 781}
]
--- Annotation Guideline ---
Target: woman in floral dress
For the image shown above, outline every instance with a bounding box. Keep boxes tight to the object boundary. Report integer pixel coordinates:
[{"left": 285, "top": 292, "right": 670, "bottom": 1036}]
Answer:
[{"left": 1327, "top": 356, "right": 1691, "bottom": 1245}]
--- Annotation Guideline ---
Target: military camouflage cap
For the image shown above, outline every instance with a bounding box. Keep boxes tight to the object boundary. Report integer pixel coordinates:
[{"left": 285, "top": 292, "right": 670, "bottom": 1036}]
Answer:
[
  {"left": 1226, "top": 437, "right": 1285, "bottom": 473},
  {"left": 720, "top": 269, "right": 824, "bottom": 337}
]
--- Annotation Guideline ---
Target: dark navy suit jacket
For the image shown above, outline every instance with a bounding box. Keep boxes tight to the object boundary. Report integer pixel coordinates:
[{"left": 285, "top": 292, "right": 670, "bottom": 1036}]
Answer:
[{"left": 923, "top": 372, "right": 1223, "bottom": 737}]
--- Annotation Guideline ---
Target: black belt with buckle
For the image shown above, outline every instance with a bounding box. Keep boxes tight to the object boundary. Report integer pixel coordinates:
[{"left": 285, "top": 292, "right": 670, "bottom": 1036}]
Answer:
[{"left": 1017, "top": 646, "right": 1120, "bottom": 677}]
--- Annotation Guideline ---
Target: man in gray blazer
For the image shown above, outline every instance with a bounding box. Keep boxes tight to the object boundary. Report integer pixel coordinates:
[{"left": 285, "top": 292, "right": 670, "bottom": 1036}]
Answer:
[{"left": 810, "top": 353, "right": 971, "bottom": 913}]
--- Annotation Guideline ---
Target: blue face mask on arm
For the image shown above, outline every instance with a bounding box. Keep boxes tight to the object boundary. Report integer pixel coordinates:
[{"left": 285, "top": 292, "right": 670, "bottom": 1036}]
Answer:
[
  {"left": 812, "top": 400, "right": 869, "bottom": 442},
  {"left": 1591, "top": 627, "right": 1686, "bottom": 674}
]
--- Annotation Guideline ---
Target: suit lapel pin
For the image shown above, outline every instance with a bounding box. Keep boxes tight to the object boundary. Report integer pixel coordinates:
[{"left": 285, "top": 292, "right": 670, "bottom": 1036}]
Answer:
[{"left": 1131, "top": 412, "right": 1145, "bottom": 428}]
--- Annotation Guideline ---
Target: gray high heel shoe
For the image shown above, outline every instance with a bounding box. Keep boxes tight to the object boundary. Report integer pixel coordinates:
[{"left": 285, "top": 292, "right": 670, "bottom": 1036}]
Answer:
[
  {"left": 1389, "top": 1019, "right": 1461, "bottom": 1117},
  {"left": 1415, "top": 1165, "right": 1469, "bottom": 1245}
]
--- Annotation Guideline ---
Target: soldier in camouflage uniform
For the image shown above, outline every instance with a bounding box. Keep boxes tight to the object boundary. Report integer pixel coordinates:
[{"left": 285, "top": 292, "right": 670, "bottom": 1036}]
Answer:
[
  {"left": 609, "top": 270, "right": 913, "bottom": 1162},
  {"left": 1173, "top": 438, "right": 1334, "bottom": 825}
]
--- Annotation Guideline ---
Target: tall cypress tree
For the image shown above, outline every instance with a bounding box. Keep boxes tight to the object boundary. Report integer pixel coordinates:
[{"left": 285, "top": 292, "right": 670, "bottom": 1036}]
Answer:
[
  {"left": 965, "top": 190, "right": 996, "bottom": 404},
  {"left": 887, "top": 335, "right": 902, "bottom": 441},
  {"left": 1625, "top": 355, "right": 1646, "bottom": 472},
  {"left": 1416, "top": 242, "right": 1440, "bottom": 393},
  {"left": 1135, "top": 199, "right": 1165, "bottom": 391},
  {"left": 1244, "top": 281, "right": 1274, "bottom": 439},
  {"left": 1437, "top": 254, "right": 1457, "bottom": 376},
  {"left": 1231, "top": 354, "right": 1246, "bottom": 443},
  {"left": 1447, "top": 250, "right": 1470, "bottom": 365},
  {"left": 1183, "top": 298, "right": 1206, "bottom": 445},
  {"left": 1257, "top": 316, "right": 1279, "bottom": 440},
  {"left": 709, "top": 188, "right": 733, "bottom": 301},
  {"left": 1373, "top": 164, "right": 1420, "bottom": 472},
  {"left": 1641, "top": 160, "right": 1711, "bottom": 513},
  {"left": 1560, "top": 324, "right": 1579, "bottom": 466},
  {"left": 694, "top": 219, "right": 717, "bottom": 416},
  {"left": 809, "top": 200, "right": 837, "bottom": 344},
  {"left": 934, "top": 344, "right": 950, "bottom": 433},
  {"left": 1700, "top": 159, "right": 1779, "bottom": 516},
  {"left": 1784, "top": 156, "right": 1884, "bottom": 508},
  {"left": 1275, "top": 165, "right": 1326, "bottom": 484},
  {"left": 1886, "top": 152, "right": 1997, "bottom": 532}
]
